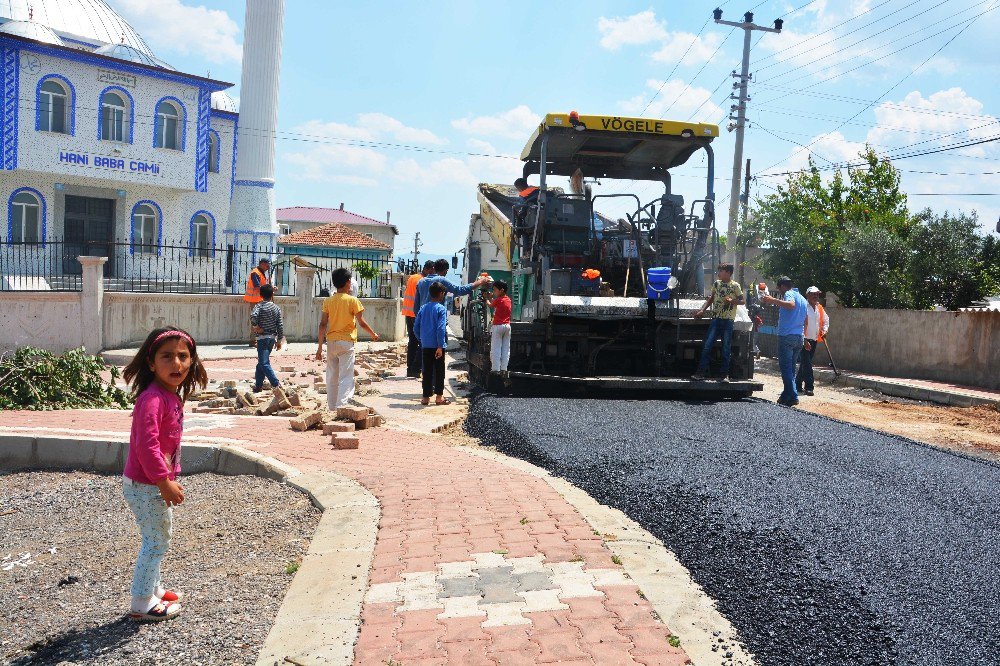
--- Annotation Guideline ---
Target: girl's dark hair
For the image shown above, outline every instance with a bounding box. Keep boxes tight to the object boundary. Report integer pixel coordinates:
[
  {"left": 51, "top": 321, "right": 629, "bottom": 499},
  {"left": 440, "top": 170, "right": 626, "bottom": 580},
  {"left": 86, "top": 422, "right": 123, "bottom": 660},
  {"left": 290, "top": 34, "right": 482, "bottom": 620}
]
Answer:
[{"left": 122, "top": 326, "right": 209, "bottom": 402}]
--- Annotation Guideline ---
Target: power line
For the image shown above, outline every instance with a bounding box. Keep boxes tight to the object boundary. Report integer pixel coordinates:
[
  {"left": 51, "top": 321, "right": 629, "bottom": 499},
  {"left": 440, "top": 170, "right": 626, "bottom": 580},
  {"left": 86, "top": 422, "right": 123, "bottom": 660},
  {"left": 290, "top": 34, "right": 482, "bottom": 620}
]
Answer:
[
  {"left": 757, "top": 0, "right": 950, "bottom": 78},
  {"left": 752, "top": 83, "right": 999, "bottom": 121},
  {"left": 756, "top": 134, "right": 1000, "bottom": 178},
  {"left": 758, "top": 0, "right": 989, "bottom": 88},
  {"left": 753, "top": 3, "right": 998, "bottom": 177},
  {"left": 754, "top": 0, "right": 900, "bottom": 66}
]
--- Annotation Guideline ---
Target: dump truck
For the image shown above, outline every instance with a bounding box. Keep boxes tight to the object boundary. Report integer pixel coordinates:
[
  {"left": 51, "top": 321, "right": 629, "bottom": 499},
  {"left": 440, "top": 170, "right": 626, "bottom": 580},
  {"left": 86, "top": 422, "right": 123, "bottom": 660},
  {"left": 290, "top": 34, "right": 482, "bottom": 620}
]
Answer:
[{"left": 460, "top": 112, "right": 762, "bottom": 398}]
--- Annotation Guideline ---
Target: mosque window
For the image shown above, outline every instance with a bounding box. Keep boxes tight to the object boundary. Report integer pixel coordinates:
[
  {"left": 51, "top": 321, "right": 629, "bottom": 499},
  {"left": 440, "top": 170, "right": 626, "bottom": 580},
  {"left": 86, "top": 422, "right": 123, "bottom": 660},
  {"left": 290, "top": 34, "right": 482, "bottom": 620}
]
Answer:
[
  {"left": 154, "top": 100, "right": 181, "bottom": 150},
  {"left": 100, "top": 91, "right": 128, "bottom": 142},
  {"left": 11, "top": 191, "right": 42, "bottom": 243},
  {"left": 132, "top": 204, "right": 158, "bottom": 254},
  {"left": 192, "top": 213, "right": 213, "bottom": 258},
  {"left": 208, "top": 131, "right": 220, "bottom": 173},
  {"left": 38, "top": 79, "right": 69, "bottom": 134}
]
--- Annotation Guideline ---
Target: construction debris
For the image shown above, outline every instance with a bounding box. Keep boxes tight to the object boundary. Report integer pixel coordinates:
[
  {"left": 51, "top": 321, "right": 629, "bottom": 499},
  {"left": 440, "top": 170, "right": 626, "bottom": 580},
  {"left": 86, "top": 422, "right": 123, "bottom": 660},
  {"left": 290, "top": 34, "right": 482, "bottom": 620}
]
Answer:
[{"left": 332, "top": 434, "right": 359, "bottom": 450}]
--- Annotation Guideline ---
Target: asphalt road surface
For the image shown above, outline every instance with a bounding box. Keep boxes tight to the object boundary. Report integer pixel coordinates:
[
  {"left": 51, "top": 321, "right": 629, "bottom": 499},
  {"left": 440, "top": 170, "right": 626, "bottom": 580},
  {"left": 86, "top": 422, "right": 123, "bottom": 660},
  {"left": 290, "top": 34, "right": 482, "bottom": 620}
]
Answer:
[{"left": 467, "top": 396, "right": 1000, "bottom": 666}]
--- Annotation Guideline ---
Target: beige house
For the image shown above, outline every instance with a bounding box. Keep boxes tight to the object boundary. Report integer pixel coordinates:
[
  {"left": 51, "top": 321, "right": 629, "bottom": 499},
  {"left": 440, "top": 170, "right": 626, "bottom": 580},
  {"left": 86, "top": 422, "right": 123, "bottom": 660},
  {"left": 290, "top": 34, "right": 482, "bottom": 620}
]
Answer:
[{"left": 277, "top": 205, "right": 397, "bottom": 255}]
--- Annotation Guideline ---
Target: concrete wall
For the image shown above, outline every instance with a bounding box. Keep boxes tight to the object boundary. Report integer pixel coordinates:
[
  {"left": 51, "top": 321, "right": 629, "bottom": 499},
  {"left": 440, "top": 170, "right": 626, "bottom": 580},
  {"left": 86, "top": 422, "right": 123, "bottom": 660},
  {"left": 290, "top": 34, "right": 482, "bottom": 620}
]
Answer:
[
  {"left": 824, "top": 309, "right": 1000, "bottom": 389},
  {"left": 0, "top": 260, "right": 404, "bottom": 353},
  {"left": 0, "top": 291, "right": 83, "bottom": 351}
]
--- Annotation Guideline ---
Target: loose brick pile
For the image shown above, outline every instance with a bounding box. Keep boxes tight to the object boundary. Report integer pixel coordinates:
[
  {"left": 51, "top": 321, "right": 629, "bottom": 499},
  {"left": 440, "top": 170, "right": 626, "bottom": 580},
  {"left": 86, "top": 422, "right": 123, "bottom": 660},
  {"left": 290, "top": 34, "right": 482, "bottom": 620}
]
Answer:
[{"left": 188, "top": 344, "right": 407, "bottom": 451}]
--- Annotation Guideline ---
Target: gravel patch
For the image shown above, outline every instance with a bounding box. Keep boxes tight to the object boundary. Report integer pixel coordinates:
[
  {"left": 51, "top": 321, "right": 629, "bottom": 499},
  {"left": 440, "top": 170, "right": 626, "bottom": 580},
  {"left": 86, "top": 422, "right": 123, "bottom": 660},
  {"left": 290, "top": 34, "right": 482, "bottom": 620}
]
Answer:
[
  {"left": 1, "top": 471, "right": 320, "bottom": 665},
  {"left": 467, "top": 395, "right": 1000, "bottom": 666}
]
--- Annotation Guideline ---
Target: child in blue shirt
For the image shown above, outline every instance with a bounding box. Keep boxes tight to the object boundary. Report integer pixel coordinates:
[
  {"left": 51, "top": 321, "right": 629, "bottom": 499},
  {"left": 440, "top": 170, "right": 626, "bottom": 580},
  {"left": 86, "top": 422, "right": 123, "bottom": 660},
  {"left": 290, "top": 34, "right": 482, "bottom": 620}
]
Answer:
[{"left": 413, "top": 281, "right": 450, "bottom": 406}]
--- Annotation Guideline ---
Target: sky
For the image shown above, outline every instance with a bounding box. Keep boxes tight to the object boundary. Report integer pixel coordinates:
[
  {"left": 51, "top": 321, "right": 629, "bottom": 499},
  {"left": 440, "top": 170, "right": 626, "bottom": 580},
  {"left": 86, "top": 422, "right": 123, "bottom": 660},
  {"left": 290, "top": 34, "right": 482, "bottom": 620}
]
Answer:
[{"left": 109, "top": 0, "right": 1000, "bottom": 255}]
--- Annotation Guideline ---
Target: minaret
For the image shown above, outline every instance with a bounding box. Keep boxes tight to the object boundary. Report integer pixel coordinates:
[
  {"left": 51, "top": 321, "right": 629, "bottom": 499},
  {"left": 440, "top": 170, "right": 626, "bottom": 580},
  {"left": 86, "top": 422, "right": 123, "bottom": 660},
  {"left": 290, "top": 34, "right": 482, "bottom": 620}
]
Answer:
[{"left": 226, "top": 0, "right": 285, "bottom": 249}]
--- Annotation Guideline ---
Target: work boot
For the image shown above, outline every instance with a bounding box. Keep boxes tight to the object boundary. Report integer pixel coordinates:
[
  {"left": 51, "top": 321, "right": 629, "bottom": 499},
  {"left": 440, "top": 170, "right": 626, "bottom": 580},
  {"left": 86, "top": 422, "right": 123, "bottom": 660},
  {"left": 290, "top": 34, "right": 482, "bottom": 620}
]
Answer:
[{"left": 805, "top": 389, "right": 814, "bottom": 396}]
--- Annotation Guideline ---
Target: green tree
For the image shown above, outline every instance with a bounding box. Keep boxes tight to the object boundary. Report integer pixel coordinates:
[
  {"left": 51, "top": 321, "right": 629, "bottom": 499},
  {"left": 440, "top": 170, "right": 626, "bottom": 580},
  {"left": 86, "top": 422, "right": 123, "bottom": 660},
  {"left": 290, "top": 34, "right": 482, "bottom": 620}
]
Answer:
[
  {"left": 840, "top": 225, "right": 911, "bottom": 309},
  {"left": 751, "top": 147, "right": 912, "bottom": 307},
  {"left": 908, "top": 209, "right": 997, "bottom": 310}
]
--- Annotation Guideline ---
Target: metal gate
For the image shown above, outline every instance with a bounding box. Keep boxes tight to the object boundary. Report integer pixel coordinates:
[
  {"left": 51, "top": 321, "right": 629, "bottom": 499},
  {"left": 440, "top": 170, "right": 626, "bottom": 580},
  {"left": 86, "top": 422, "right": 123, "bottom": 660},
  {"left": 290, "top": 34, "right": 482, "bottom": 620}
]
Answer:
[{"left": 63, "top": 196, "right": 115, "bottom": 276}]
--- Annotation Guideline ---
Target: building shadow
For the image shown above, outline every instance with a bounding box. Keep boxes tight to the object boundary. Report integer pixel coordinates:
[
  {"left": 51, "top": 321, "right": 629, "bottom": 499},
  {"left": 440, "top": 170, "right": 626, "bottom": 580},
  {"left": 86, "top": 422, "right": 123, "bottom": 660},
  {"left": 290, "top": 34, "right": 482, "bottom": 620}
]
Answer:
[{"left": 9, "top": 617, "right": 141, "bottom": 665}]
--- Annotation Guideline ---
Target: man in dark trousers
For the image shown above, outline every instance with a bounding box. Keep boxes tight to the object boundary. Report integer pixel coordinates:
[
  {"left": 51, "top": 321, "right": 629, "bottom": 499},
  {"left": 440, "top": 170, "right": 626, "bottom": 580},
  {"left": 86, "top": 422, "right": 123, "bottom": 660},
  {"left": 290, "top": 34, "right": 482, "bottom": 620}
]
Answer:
[{"left": 401, "top": 261, "right": 434, "bottom": 378}]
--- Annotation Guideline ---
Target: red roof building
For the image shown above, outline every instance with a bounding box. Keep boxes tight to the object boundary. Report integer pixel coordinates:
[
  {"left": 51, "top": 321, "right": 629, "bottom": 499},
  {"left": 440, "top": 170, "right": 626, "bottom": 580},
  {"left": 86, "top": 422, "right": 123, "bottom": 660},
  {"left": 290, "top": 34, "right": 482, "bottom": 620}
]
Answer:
[
  {"left": 277, "top": 205, "right": 399, "bottom": 255},
  {"left": 277, "top": 222, "right": 392, "bottom": 252}
]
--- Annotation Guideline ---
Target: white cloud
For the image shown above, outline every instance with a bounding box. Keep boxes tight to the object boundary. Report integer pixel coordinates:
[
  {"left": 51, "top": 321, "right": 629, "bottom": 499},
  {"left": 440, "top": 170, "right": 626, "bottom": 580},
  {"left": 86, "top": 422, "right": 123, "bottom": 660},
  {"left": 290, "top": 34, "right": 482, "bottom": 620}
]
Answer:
[
  {"left": 597, "top": 10, "right": 667, "bottom": 50},
  {"left": 651, "top": 31, "right": 723, "bottom": 66},
  {"left": 784, "top": 131, "right": 867, "bottom": 172},
  {"left": 283, "top": 116, "right": 518, "bottom": 189},
  {"left": 111, "top": 0, "right": 242, "bottom": 65},
  {"left": 357, "top": 113, "right": 446, "bottom": 145},
  {"left": 452, "top": 105, "right": 540, "bottom": 140},
  {"left": 620, "top": 79, "right": 725, "bottom": 124},
  {"left": 866, "top": 88, "right": 1000, "bottom": 157}
]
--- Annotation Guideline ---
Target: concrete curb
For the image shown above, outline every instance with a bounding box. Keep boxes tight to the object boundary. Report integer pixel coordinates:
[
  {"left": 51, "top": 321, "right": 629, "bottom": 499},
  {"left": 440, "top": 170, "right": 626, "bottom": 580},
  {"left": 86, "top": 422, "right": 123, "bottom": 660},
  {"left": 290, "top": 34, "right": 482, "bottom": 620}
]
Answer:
[
  {"left": 460, "top": 446, "right": 756, "bottom": 666},
  {"left": 0, "top": 433, "right": 377, "bottom": 666},
  {"left": 756, "top": 357, "right": 999, "bottom": 408}
]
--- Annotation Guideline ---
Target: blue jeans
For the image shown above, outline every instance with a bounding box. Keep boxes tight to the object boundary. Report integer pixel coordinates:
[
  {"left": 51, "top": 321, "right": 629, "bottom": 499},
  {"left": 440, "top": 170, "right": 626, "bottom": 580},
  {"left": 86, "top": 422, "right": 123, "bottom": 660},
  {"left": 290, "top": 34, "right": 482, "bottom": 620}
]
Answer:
[
  {"left": 255, "top": 337, "right": 280, "bottom": 390},
  {"left": 778, "top": 334, "right": 804, "bottom": 402},
  {"left": 697, "top": 318, "right": 734, "bottom": 376}
]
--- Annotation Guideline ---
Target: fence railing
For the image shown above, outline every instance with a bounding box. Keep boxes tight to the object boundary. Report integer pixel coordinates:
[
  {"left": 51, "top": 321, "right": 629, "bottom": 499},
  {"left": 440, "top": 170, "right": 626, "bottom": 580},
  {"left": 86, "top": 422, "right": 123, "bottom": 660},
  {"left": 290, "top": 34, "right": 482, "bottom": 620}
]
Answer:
[{"left": 0, "top": 239, "right": 399, "bottom": 297}]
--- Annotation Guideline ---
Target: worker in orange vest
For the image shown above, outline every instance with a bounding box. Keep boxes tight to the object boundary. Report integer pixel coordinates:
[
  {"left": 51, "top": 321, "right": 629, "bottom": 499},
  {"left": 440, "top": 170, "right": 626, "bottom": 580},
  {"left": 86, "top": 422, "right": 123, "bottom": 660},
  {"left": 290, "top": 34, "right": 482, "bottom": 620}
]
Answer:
[
  {"left": 402, "top": 260, "right": 435, "bottom": 377},
  {"left": 244, "top": 257, "right": 271, "bottom": 346},
  {"left": 797, "top": 285, "right": 830, "bottom": 396}
]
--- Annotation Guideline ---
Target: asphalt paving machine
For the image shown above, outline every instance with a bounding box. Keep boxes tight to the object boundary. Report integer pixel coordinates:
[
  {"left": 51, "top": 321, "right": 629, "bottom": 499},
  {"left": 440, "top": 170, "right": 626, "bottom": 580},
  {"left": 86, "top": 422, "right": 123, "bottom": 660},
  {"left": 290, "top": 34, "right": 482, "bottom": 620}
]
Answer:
[{"left": 461, "top": 112, "right": 762, "bottom": 398}]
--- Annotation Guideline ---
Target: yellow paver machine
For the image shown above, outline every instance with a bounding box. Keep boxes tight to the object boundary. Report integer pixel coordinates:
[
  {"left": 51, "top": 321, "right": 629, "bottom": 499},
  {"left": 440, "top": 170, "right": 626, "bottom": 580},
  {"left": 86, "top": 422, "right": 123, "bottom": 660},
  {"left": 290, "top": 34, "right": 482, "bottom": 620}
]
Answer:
[{"left": 462, "top": 112, "right": 763, "bottom": 398}]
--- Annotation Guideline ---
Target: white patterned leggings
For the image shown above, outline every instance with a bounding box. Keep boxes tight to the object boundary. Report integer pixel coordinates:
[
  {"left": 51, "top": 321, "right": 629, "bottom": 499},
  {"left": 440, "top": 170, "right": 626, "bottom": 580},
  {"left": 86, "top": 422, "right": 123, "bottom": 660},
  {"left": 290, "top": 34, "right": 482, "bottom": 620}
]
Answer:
[{"left": 123, "top": 478, "right": 172, "bottom": 598}]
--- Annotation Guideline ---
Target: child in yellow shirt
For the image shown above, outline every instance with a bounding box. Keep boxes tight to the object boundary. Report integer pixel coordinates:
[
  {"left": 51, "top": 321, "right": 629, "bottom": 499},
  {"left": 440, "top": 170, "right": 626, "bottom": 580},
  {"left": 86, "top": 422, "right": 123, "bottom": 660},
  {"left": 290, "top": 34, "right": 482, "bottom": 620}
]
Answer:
[{"left": 316, "top": 267, "right": 379, "bottom": 409}]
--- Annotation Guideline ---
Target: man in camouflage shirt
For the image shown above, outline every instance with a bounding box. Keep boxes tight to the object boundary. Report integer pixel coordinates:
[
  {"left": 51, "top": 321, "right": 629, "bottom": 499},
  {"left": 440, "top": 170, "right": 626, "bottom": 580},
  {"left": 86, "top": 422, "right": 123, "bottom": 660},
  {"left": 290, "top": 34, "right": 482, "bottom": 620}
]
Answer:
[{"left": 692, "top": 263, "right": 745, "bottom": 382}]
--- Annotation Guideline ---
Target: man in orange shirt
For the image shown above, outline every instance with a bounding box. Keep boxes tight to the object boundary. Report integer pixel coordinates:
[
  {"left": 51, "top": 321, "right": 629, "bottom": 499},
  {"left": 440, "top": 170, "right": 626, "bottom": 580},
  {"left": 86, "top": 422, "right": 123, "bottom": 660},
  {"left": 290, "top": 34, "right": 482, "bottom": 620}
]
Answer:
[
  {"left": 244, "top": 258, "right": 270, "bottom": 346},
  {"left": 402, "top": 260, "right": 434, "bottom": 378}
]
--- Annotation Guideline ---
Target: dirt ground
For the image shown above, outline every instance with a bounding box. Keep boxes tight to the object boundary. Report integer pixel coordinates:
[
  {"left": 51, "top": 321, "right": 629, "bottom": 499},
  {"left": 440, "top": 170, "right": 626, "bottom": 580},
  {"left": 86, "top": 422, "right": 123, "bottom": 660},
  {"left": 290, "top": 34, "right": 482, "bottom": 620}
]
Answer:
[{"left": 755, "top": 369, "right": 1000, "bottom": 462}]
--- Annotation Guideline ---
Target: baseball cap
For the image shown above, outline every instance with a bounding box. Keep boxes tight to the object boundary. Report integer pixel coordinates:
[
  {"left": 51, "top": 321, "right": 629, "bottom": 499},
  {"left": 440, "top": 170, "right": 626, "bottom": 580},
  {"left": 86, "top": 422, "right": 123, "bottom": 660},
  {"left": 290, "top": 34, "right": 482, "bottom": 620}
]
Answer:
[
  {"left": 258, "top": 257, "right": 271, "bottom": 264},
  {"left": 806, "top": 285, "right": 821, "bottom": 294},
  {"left": 777, "top": 276, "right": 792, "bottom": 285}
]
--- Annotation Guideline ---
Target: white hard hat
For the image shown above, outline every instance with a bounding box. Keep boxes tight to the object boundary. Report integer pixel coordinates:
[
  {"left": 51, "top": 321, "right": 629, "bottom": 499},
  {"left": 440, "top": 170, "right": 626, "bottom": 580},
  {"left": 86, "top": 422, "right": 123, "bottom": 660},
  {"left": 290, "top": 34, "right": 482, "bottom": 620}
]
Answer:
[{"left": 806, "top": 285, "right": 821, "bottom": 294}]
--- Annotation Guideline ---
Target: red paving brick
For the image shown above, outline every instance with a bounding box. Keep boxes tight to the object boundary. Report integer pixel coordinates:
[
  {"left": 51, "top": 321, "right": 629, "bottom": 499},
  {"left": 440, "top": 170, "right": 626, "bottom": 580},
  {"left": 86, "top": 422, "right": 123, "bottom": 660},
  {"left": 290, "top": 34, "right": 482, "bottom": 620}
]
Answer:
[{"left": 2, "top": 376, "right": 693, "bottom": 666}]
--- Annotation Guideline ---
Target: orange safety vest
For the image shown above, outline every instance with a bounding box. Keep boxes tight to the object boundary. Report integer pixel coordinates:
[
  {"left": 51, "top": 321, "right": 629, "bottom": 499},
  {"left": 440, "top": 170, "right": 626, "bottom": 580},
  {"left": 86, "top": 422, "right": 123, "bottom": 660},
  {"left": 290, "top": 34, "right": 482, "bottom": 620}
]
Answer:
[
  {"left": 518, "top": 186, "right": 539, "bottom": 198},
  {"left": 807, "top": 303, "right": 828, "bottom": 341},
  {"left": 244, "top": 267, "right": 269, "bottom": 303},
  {"left": 402, "top": 272, "right": 422, "bottom": 317}
]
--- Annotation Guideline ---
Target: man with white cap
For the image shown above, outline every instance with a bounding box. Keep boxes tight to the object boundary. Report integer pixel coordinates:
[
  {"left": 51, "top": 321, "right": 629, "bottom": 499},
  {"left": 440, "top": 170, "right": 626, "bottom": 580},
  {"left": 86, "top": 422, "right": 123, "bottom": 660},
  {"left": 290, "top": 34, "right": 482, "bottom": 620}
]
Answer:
[{"left": 797, "top": 286, "right": 830, "bottom": 396}]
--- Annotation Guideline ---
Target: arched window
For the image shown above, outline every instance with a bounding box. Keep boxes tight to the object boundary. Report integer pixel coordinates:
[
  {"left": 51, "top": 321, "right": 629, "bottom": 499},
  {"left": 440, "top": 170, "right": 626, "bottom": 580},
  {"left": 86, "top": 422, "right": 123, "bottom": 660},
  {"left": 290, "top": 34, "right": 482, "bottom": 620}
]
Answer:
[
  {"left": 100, "top": 90, "right": 127, "bottom": 142},
  {"left": 208, "top": 131, "right": 220, "bottom": 173},
  {"left": 38, "top": 79, "right": 69, "bottom": 134},
  {"left": 10, "top": 190, "right": 42, "bottom": 243},
  {"left": 132, "top": 203, "right": 158, "bottom": 254},
  {"left": 154, "top": 100, "right": 181, "bottom": 150},
  {"left": 191, "top": 212, "right": 214, "bottom": 258}
]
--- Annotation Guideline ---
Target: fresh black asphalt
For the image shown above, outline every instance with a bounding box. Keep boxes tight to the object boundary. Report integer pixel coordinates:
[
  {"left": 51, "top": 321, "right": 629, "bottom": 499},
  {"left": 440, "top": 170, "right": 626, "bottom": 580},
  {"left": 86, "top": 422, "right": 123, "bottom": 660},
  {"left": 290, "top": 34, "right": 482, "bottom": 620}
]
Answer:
[{"left": 467, "top": 396, "right": 1000, "bottom": 666}]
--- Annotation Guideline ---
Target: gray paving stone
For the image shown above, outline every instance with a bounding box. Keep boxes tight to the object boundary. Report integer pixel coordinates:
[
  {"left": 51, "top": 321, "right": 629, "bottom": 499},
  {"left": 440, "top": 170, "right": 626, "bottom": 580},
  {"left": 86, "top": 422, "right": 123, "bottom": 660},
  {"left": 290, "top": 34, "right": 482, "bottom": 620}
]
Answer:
[
  {"left": 480, "top": 583, "right": 523, "bottom": 605},
  {"left": 515, "top": 571, "right": 555, "bottom": 592},
  {"left": 438, "top": 576, "right": 480, "bottom": 599},
  {"left": 475, "top": 566, "right": 514, "bottom": 586}
]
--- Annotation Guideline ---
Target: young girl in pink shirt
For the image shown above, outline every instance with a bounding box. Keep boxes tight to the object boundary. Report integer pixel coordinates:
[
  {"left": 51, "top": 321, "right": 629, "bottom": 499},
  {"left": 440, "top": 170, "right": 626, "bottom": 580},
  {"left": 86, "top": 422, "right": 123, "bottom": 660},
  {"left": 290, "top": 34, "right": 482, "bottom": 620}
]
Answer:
[{"left": 121, "top": 327, "right": 208, "bottom": 621}]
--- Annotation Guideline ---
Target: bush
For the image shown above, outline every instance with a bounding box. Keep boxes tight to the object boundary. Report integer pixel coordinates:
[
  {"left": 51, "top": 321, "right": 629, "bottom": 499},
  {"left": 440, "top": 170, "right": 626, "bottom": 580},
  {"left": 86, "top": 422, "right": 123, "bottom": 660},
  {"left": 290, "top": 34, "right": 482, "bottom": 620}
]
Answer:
[{"left": 0, "top": 347, "right": 131, "bottom": 411}]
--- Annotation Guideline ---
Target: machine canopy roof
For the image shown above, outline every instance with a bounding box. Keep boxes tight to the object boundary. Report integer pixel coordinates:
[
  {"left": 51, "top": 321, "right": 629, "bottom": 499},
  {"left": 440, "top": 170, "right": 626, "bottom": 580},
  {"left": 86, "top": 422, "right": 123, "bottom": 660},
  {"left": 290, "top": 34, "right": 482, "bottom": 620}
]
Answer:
[{"left": 520, "top": 113, "right": 719, "bottom": 182}]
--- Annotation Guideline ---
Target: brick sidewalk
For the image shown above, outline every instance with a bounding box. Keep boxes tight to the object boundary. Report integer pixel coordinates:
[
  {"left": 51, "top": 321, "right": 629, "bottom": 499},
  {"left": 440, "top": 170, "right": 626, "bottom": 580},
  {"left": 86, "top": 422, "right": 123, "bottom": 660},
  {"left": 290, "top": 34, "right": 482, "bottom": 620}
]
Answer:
[{"left": 3, "top": 381, "right": 693, "bottom": 664}]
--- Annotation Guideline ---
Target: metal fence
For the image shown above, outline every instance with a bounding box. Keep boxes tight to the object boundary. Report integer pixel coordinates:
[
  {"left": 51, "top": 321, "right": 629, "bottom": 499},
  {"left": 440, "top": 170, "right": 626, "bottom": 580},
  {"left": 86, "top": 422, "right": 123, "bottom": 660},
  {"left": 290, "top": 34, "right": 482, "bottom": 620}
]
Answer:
[{"left": 0, "top": 239, "right": 399, "bottom": 297}]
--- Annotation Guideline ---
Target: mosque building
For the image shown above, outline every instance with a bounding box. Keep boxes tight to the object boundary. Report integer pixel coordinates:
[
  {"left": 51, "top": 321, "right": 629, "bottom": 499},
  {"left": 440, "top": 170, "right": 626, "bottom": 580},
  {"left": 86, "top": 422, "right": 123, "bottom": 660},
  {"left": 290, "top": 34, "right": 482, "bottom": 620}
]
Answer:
[{"left": 0, "top": 0, "right": 284, "bottom": 287}]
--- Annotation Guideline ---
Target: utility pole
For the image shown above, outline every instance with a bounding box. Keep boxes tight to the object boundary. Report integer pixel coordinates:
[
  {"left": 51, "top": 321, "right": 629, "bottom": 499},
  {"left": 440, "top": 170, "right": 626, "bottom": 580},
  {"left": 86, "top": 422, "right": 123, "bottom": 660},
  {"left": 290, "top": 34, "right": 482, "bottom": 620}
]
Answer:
[
  {"left": 713, "top": 8, "right": 782, "bottom": 263},
  {"left": 411, "top": 232, "right": 422, "bottom": 273},
  {"left": 737, "top": 158, "right": 752, "bottom": 285}
]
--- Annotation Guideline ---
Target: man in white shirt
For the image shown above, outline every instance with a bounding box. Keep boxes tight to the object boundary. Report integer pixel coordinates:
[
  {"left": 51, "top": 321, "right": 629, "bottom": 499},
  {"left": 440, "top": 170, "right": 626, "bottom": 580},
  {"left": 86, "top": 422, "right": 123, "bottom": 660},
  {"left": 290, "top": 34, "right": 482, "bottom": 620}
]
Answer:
[{"left": 797, "top": 285, "right": 830, "bottom": 396}]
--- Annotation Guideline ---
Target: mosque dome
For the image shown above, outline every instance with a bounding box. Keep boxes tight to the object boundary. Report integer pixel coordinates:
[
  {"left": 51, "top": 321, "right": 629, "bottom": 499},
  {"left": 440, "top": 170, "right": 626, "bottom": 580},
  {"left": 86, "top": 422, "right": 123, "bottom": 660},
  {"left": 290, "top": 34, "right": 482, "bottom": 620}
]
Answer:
[
  {"left": 93, "top": 43, "right": 174, "bottom": 70},
  {"left": 0, "top": 0, "right": 155, "bottom": 57},
  {"left": 211, "top": 91, "right": 238, "bottom": 113},
  {"left": 0, "top": 19, "right": 64, "bottom": 45}
]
